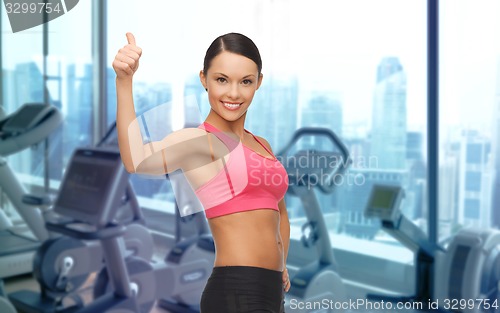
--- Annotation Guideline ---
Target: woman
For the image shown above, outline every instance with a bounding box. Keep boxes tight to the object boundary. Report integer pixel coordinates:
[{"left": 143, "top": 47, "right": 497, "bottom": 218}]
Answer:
[{"left": 113, "top": 32, "right": 290, "bottom": 313}]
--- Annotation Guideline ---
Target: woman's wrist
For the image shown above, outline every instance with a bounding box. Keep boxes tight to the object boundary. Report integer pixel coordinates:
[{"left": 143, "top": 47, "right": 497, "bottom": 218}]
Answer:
[{"left": 116, "top": 76, "right": 133, "bottom": 85}]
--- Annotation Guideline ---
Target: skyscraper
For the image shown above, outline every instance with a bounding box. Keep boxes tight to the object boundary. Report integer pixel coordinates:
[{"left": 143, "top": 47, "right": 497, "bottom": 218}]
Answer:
[
  {"left": 13, "top": 62, "right": 45, "bottom": 108},
  {"left": 492, "top": 58, "right": 500, "bottom": 228},
  {"left": 300, "top": 93, "right": 343, "bottom": 136},
  {"left": 338, "top": 58, "right": 414, "bottom": 239},
  {"left": 2, "top": 69, "right": 16, "bottom": 114},
  {"left": 439, "top": 146, "right": 460, "bottom": 238},
  {"left": 370, "top": 57, "right": 407, "bottom": 170},
  {"left": 66, "top": 63, "right": 92, "bottom": 148},
  {"left": 458, "top": 131, "right": 493, "bottom": 228},
  {"left": 9, "top": 62, "right": 48, "bottom": 177}
]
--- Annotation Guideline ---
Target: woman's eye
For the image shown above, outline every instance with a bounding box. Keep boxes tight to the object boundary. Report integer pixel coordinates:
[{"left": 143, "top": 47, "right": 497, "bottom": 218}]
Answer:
[
  {"left": 216, "top": 77, "right": 227, "bottom": 83},
  {"left": 242, "top": 79, "right": 253, "bottom": 85}
]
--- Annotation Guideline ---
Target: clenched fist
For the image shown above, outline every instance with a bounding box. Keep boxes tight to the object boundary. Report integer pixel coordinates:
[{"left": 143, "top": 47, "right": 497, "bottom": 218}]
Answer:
[{"left": 113, "top": 32, "right": 142, "bottom": 79}]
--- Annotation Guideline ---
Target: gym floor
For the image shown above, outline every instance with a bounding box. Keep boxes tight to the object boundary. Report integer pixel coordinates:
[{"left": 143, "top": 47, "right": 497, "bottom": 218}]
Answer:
[{"left": 4, "top": 273, "right": 172, "bottom": 313}]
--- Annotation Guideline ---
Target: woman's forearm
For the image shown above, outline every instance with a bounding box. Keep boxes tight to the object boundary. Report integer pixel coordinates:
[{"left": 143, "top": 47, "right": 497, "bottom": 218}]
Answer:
[
  {"left": 116, "top": 77, "right": 147, "bottom": 173},
  {"left": 279, "top": 199, "right": 290, "bottom": 267}
]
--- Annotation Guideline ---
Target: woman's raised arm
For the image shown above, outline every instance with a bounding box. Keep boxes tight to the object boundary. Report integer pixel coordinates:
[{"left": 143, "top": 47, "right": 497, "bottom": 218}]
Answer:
[
  {"left": 113, "top": 32, "right": 146, "bottom": 173},
  {"left": 113, "top": 33, "right": 214, "bottom": 176}
]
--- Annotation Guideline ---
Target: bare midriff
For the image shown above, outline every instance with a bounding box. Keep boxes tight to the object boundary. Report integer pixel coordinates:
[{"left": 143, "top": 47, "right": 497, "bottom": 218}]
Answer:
[{"left": 207, "top": 208, "right": 284, "bottom": 272}]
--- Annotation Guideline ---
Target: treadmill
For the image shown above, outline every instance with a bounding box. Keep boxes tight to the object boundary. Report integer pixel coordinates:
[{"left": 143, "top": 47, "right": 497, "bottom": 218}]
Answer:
[{"left": 0, "top": 103, "right": 63, "bottom": 278}]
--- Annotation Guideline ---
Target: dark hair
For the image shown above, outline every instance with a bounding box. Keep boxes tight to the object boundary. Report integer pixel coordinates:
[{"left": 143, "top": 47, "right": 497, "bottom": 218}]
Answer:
[{"left": 203, "top": 33, "right": 262, "bottom": 76}]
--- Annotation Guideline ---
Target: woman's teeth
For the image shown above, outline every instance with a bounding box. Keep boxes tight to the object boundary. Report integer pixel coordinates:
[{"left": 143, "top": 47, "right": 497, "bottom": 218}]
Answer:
[{"left": 223, "top": 102, "right": 241, "bottom": 109}]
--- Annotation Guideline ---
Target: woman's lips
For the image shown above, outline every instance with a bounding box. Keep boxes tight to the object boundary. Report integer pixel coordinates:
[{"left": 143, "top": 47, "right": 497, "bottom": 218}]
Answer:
[{"left": 222, "top": 101, "right": 242, "bottom": 111}]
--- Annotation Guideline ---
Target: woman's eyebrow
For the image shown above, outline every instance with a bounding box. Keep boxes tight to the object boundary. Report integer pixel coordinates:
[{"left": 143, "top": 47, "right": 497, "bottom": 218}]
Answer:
[
  {"left": 214, "top": 72, "right": 256, "bottom": 79},
  {"left": 214, "top": 72, "right": 229, "bottom": 78}
]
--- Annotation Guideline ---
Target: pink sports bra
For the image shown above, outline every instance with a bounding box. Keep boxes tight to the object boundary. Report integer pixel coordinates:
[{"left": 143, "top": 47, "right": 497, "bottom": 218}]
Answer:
[{"left": 194, "top": 122, "right": 288, "bottom": 219}]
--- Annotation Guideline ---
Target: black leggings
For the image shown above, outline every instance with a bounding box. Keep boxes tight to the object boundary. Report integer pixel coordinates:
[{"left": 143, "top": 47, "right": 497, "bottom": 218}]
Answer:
[{"left": 200, "top": 266, "right": 285, "bottom": 313}]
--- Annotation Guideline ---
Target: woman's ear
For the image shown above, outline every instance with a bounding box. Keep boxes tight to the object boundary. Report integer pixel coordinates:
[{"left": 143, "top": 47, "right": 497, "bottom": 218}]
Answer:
[
  {"left": 199, "top": 70, "right": 208, "bottom": 91},
  {"left": 256, "top": 73, "right": 264, "bottom": 90}
]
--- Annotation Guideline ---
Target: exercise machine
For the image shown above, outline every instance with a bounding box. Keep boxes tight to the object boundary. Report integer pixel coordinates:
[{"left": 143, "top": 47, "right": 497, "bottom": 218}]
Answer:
[
  {"left": 42, "top": 147, "right": 172, "bottom": 313},
  {"left": 364, "top": 184, "right": 441, "bottom": 305},
  {"left": 0, "top": 103, "right": 62, "bottom": 312},
  {"left": 8, "top": 123, "right": 155, "bottom": 313},
  {"left": 0, "top": 103, "right": 62, "bottom": 271},
  {"left": 8, "top": 181, "right": 154, "bottom": 313},
  {"left": 364, "top": 184, "right": 500, "bottom": 313},
  {"left": 434, "top": 228, "right": 500, "bottom": 313},
  {"left": 277, "top": 127, "right": 351, "bottom": 313}
]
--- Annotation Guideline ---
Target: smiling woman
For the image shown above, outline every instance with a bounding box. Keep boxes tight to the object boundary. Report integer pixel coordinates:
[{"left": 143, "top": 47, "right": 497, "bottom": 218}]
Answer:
[
  {"left": 113, "top": 32, "right": 290, "bottom": 313},
  {"left": 199, "top": 33, "right": 263, "bottom": 124},
  {"left": 200, "top": 50, "right": 262, "bottom": 123}
]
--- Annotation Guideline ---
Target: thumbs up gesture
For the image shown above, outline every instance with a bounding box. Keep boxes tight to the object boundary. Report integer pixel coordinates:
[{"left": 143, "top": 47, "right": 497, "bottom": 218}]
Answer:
[{"left": 113, "top": 32, "right": 142, "bottom": 79}]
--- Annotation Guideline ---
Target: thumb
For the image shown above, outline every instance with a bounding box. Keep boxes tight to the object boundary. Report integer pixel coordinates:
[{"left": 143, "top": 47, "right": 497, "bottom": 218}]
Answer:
[{"left": 126, "top": 32, "right": 136, "bottom": 45}]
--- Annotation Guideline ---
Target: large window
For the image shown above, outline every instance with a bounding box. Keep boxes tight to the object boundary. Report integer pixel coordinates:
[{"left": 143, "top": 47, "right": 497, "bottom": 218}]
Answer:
[
  {"left": 1, "top": 0, "right": 93, "bottom": 185},
  {"left": 2, "top": 6, "right": 44, "bottom": 184},
  {"left": 46, "top": 0, "right": 94, "bottom": 167},
  {"left": 439, "top": 0, "right": 500, "bottom": 237}
]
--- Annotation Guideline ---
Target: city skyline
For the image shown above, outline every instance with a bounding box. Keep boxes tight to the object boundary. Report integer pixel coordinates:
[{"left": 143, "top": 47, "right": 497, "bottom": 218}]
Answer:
[
  {"left": 2, "top": 53, "right": 499, "bottom": 238},
  {"left": 4, "top": 0, "right": 498, "bottom": 134}
]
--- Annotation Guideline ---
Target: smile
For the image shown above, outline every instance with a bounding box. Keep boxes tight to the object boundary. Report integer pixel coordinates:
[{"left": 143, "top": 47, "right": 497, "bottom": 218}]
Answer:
[{"left": 222, "top": 101, "right": 242, "bottom": 110}]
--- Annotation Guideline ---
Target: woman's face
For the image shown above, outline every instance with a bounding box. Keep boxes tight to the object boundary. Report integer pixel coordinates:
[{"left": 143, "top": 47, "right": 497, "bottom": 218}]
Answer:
[{"left": 200, "top": 51, "right": 262, "bottom": 122}]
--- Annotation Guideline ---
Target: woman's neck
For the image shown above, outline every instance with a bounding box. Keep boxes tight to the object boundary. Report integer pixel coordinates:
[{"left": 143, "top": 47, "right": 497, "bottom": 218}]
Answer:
[{"left": 205, "top": 110, "right": 247, "bottom": 139}]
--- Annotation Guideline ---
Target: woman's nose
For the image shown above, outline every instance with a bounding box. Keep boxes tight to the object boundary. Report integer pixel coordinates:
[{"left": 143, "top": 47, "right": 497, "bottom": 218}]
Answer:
[{"left": 227, "top": 83, "right": 239, "bottom": 99}]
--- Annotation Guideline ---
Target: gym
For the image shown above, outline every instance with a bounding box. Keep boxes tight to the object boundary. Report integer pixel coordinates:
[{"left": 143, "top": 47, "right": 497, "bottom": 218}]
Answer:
[{"left": 1, "top": 0, "right": 499, "bottom": 312}]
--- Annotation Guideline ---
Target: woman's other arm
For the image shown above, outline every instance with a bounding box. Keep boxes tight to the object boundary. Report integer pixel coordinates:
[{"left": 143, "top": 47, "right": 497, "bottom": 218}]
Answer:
[{"left": 279, "top": 197, "right": 291, "bottom": 292}]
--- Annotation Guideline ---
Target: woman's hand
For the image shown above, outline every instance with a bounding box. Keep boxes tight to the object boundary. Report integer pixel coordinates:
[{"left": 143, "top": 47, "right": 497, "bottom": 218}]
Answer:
[
  {"left": 113, "top": 32, "right": 142, "bottom": 79},
  {"left": 282, "top": 267, "right": 290, "bottom": 292}
]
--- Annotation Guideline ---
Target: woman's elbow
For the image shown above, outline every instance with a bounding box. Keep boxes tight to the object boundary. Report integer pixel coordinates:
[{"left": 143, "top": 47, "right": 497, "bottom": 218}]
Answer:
[{"left": 122, "top": 161, "right": 136, "bottom": 173}]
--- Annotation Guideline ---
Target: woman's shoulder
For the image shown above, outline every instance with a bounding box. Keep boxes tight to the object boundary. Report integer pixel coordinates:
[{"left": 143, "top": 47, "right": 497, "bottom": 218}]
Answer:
[
  {"left": 255, "top": 135, "right": 273, "bottom": 152},
  {"left": 244, "top": 127, "right": 272, "bottom": 151}
]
